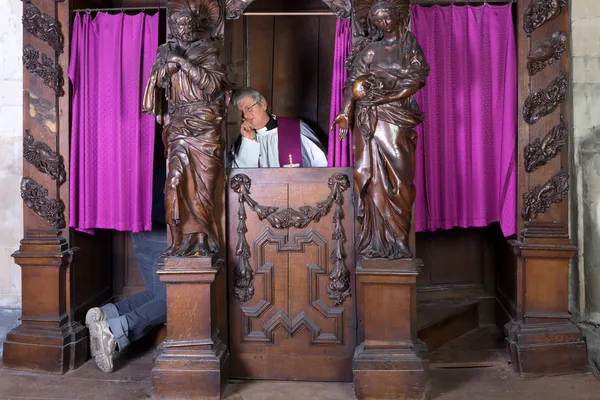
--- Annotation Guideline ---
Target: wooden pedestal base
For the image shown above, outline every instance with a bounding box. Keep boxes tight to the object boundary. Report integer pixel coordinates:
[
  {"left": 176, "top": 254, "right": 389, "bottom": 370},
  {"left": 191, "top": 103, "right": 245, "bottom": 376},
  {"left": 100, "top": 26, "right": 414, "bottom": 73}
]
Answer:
[
  {"left": 506, "top": 321, "right": 588, "bottom": 377},
  {"left": 152, "top": 255, "right": 229, "bottom": 400},
  {"left": 507, "top": 231, "right": 589, "bottom": 377},
  {"left": 3, "top": 230, "right": 87, "bottom": 374},
  {"left": 353, "top": 258, "right": 430, "bottom": 400}
]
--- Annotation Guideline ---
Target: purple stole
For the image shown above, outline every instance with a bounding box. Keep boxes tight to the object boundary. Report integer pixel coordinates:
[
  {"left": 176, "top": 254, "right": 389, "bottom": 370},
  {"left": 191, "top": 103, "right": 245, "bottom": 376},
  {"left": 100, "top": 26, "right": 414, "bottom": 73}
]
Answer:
[{"left": 276, "top": 117, "right": 303, "bottom": 168}]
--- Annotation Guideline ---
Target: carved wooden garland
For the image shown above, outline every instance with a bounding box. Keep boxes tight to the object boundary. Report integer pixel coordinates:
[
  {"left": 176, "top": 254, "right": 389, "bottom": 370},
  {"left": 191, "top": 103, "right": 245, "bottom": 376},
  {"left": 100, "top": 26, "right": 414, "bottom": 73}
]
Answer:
[
  {"left": 523, "top": 71, "right": 567, "bottom": 125},
  {"left": 23, "top": 44, "right": 65, "bottom": 97},
  {"left": 23, "top": 1, "right": 64, "bottom": 55},
  {"left": 524, "top": 115, "right": 567, "bottom": 173},
  {"left": 521, "top": 168, "right": 569, "bottom": 221},
  {"left": 230, "top": 173, "right": 352, "bottom": 306},
  {"left": 24, "top": 130, "right": 66, "bottom": 185},
  {"left": 225, "top": 0, "right": 352, "bottom": 19},
  {"left": 524, "top": 0, "right": 567, "bottom": 37},
  {"left": 528, "top": 31, "right": 567, "bottom": 76},
  {"left": 20, "top": 177, "right": 66, "bottom": 229}
]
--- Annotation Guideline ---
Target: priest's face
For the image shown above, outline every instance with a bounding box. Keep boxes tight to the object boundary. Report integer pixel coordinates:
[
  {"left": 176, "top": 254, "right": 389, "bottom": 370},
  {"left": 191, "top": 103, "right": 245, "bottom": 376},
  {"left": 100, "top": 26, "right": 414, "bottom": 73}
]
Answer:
[{"left": 237, "top": 95, "right": 269, "bottom": 130}]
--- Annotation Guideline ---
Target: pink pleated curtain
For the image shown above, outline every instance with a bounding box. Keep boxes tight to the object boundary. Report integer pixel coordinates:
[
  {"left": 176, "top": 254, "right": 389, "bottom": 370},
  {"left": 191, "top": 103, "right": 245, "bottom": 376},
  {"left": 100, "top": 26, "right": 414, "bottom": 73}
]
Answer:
[
  {"left": 328, "top": 18, "right": 354, "bottom": 167},
  {"left": 69, "top": 12, "right": 159, "bottom": 233},
  {"left": 411, "top": 4, "right": 518, "bottom": 237}
]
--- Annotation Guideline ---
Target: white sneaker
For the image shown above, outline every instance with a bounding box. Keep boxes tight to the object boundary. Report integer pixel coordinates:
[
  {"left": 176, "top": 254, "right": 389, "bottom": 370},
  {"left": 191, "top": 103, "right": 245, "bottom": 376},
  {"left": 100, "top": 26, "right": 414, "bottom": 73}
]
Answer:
[
  {"left": 85, "top": 307, "right": 107, "bottom": 359},
  {"left": 88, "top": 320, "right": 117, "bottom": 373},
  {"left": 85, "top": 307, "right": 106, "bottom": 326}
]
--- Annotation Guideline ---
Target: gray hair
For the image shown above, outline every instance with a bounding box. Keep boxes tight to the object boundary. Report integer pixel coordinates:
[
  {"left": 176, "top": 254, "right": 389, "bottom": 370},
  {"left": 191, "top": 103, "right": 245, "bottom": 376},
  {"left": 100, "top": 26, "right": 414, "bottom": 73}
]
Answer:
[{"left": 231, "top": 87, "right": 265, "bottom": 107}]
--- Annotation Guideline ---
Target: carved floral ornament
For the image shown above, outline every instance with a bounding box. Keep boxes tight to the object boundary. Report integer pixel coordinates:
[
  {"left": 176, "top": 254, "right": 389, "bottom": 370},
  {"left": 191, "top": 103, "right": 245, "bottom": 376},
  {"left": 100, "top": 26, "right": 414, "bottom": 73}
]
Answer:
[
  {"left": 522, "top": 168, "right": 569, "bottom": 221},
  {"left": 524, "top": 0, "right": 567, "bottom": 37},
  {"left": 20, "top": 177, "right": 66, "bottom": 229},
  {"left": 528, "top": 31, "right": 567, "bottom": 76},
  {"left": 523, "top": 71, "right": 567, "bottom": 125},
  {"left": 231, "top": 173, "right": 352, "bottom": 306},
  {"left": 23, "top": 130, "right": 66, "bottom": 185},
  {"left": 23, "top": 44, "right": 65, "bottom": 97},
  {"left": 22, "top": 1, "right": 64, "bottom": 55},
  {"left": 524, "top": 115, "right": 567, "bottom": 173},
  {"left": 225, "top": 0, "right": 352, "bottom": 19}
]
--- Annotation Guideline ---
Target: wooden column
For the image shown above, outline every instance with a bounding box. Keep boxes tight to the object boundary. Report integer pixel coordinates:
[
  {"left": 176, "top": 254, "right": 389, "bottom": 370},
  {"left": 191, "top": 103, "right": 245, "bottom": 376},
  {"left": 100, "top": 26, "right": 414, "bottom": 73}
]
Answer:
[
  {"left": 152, "top": 255, "right": 230, "bottom": 399},
  {"left": 505, "top": 0, "right": 588, "bottom": 377},
  {"left": 353, "top": 258, "right": 429, "bottom": 400},
  {"left": 3, "top": 0, "right": 96, "bottom": 374}
]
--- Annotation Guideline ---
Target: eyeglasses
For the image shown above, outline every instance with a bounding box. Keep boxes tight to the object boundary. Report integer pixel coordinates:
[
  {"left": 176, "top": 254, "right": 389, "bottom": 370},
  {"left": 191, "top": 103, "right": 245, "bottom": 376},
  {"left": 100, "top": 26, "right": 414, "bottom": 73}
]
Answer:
[{"left": 242, "top": 101, "right": 260, "bottom": 114}]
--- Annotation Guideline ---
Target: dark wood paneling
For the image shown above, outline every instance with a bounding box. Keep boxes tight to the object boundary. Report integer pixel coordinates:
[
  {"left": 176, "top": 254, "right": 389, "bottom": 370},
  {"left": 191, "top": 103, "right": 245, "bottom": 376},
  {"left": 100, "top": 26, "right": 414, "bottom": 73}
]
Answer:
[
  {"left": 226, "top": 14, "right": 336, "bottom": 147},
  {"left": 227, "top": 168, "right": 355, "bottom": 381}
]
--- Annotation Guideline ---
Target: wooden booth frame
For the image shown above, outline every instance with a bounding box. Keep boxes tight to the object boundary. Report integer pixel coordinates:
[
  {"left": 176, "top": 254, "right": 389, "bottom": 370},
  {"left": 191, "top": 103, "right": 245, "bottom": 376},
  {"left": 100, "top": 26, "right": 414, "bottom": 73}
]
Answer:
[{"left": 4, "top": 0, "right": 588, "bottom": 398}]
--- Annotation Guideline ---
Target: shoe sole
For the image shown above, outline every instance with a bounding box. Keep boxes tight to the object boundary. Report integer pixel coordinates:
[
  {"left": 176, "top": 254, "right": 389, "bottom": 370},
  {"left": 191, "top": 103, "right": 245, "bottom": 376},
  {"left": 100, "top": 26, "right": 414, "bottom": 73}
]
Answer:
[
  {"left": 89, "top": 322, "right": 115, "bottom": 373},
  {"left": 85, "top": 309, "right": 104, "bottom": 359}
]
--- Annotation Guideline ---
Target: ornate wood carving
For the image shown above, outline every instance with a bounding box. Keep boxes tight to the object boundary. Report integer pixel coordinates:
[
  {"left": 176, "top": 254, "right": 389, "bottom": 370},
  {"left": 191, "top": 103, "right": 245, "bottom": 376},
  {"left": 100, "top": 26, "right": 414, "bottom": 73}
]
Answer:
[
  {"left": 528, "top": 31, "right": 567, "bottom": 76},
  {"left": 225, "top": 0, "right": 351, "bottom": 19},
  {"left": 334, "top": 0, "right": 428, "bottom": 259},
  {"left": 23, "top": 45, "right": 64, "bottom": 97},
  {"left": 23, "top": 130, "right": 66, "bottom": 185},
  {"left": 524, "top": 0, "right": 567, "bottom": 37},
  {"left": 321, "top": 0, "right": 352, "bottom": 18},
  {"left": 523, "top": 71, "right": 567, "bottom": 125},
  {"left": 225, "top": 0, "right": 255, "bottom": 19},
  {"left": 521, "top": 168, "right": 569, "bottom": 221},
  {"left": 23, "top": 2, "right": 64, "bottom": 54},
  {"left": 230, "top": 173, "right": 351, "bottom": 305},
  {"left": 524, "top": 115, "right": 567, "bottom": 173},
  {"left": 20, "top": 177, "right": 66, "bottom": 229},
  {"left": 143, "top": 0, "right": 228, "bottom": 257},
  {"left": 240, "top": 229, "right": 344, "bottom": 344}
]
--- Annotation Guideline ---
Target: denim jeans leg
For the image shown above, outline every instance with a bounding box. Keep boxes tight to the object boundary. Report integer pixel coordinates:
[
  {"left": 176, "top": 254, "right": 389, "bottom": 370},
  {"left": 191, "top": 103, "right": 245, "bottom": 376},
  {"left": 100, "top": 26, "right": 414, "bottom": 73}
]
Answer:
[{"left": 108, "top": 229, "right": 167, "bottom": 351}]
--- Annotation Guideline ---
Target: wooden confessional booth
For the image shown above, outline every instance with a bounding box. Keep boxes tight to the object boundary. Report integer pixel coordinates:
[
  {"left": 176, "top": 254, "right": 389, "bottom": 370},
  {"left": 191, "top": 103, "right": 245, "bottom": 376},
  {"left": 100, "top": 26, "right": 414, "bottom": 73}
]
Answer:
[{"left": 5, "top": 0, "right": 590, "bottom": 399}]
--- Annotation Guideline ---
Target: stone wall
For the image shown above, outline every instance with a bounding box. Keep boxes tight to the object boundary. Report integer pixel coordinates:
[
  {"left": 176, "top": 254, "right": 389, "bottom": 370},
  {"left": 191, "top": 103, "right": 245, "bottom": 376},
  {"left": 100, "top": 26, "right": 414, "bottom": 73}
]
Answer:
[
  {"left": 0, "top": 0, "right": 23, "bottom": 308},
  {"left": 570, "top": 0, "right": 600, "bottom": 373}
]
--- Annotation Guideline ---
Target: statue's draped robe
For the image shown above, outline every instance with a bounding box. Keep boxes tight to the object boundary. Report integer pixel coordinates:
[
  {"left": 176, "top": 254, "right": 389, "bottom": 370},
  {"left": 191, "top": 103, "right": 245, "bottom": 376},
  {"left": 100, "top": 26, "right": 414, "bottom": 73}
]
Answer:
[
  {"left": 348, "top": 32, "right": 429, "bottom": 259},
  {"left": 143, "top": 39, "right": 228, "bottom": 253}
]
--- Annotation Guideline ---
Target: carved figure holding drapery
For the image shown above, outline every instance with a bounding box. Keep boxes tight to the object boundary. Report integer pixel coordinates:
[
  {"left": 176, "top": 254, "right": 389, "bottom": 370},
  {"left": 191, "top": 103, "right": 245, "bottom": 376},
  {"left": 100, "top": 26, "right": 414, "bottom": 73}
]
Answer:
[
  {"left": 332, "top": 0, "right": 429, "bottom": 259},
  {"left": 143, "top": 0, "right": 230, "bottom": 257}
]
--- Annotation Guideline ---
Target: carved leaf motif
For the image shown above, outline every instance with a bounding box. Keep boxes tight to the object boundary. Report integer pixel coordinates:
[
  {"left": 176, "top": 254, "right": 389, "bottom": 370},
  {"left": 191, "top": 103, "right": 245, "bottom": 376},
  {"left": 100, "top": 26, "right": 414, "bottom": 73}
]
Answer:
[
  {"left": 23, "top": 45, "right": 65, "bottom": 97},
  {"left": 321, "top": 0, "right": 352, "bottom": 18},
  {"left": 524, "top": 0, "right": 567, "bottom": 37},
  {"left": 23, "top": 130, "right": 66, "bottom": 185},
  {"left": 524, "top": 115, "right": 567, "bottom": 173},
  {"left": 522, "top": 169, "right": 569, "bottom": 221},
  {"left": 225, "top": 0, "right": 255, "bottom": 19},
  {"left": 523, "top": 71, "right": 567, "bottom": 125},
  {"left": 528, "top": 31, "right": 567, "bottom": 76},
  {"left": 231, "top": 173, "right": 352, "bottom": 305},
  {"left": 20, "top": 177, "right": 66, "bottom": 229},
  {"left": 23, "top": 2, "right": 64, "bottom": 54}
]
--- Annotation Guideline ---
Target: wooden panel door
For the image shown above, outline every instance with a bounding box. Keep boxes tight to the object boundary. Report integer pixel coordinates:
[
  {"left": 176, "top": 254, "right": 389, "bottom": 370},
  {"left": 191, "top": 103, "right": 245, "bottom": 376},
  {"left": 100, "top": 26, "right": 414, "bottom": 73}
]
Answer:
[{"left": 227, "top": 168, "right": 355, "bottom": 381}]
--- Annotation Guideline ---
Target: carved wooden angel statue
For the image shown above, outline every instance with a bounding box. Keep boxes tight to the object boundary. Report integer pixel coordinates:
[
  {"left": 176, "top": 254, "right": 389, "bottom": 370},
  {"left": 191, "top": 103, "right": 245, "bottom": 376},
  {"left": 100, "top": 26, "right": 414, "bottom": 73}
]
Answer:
[
  {"left": 142, "top": 0, "right": 231, "bottom": 257},
  {"left": 331, "top": 0, "right": 429, "bottom": 259}
]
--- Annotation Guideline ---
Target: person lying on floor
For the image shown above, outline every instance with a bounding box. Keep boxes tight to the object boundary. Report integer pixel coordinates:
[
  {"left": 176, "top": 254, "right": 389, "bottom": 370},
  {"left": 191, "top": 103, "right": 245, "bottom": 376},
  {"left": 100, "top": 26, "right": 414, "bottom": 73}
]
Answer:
[
  {"left": 84, "top": 144, "right": 167, "bottom": 373},
  {"left": 229, "top": 87, "right": 328, "bottom": 168}
]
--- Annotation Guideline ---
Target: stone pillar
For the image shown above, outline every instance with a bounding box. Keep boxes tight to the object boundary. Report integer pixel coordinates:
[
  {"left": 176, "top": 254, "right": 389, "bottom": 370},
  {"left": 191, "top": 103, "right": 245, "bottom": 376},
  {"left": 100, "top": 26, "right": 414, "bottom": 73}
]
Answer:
[
  {"left": 570, "top": 0, "right": 600, "bottom": 373},
  {"left": 353, "top": 258, "right": 429, "bottom": 400},
  {"left": 152, "top": 255, "right": 229, "bottom": 400}
]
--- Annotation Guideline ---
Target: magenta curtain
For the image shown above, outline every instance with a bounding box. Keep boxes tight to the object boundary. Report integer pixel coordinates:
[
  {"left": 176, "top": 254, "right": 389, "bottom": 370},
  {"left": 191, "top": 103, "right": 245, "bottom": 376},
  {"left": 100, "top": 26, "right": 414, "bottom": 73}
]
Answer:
[
  {"left": 327, "top": 18, "right": 353, "bottom": 167},
  {"left": 69, "top": 12, "right": 158, "bottom": 232},
  {"left": 412, "top": 5, "right": 517, "bottom": 237}
]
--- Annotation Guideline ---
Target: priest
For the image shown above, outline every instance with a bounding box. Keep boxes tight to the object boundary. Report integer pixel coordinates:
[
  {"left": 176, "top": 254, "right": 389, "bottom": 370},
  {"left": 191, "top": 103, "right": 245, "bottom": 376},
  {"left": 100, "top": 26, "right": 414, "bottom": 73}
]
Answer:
[{"left": 230, "top": 87, "right": 328, "bottom": 168}]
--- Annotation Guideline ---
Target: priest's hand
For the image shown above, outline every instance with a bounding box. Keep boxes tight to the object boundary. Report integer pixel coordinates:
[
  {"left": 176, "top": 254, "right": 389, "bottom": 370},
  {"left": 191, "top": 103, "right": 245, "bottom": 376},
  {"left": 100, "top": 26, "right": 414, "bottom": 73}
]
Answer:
[
  {"left": 240, "top": 121, "right": 256, "bottom": 140},
  {"left": 331, "top": 112, "right": 350, "bottom": 141}
]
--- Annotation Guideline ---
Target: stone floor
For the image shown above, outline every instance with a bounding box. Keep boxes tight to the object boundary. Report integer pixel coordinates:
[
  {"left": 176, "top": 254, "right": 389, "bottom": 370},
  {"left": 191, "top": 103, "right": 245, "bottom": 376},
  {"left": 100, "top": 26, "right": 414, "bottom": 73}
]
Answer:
[{"left": 1, "top": 308, "right": 599, "bottom": 399}]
